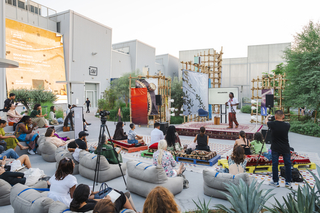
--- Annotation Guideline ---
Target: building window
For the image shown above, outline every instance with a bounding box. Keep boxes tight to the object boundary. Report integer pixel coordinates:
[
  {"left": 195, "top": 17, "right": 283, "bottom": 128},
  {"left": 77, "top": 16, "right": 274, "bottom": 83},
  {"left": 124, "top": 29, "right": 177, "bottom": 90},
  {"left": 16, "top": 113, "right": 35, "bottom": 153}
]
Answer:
[
  {"left": 5, "top": 0, "right": 17, "bottom": 6},
  {"left": 18, "top": 0, "right": 25, "bottom": 9},
  {"left": 57, "top": 22, "right": 61, "bottom": 33}
]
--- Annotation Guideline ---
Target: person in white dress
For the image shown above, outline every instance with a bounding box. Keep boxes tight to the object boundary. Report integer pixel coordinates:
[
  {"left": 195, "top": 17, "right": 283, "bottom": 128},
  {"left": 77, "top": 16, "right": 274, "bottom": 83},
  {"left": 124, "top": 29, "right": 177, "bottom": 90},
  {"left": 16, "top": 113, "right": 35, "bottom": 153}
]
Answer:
[
  {"left": 48, "top": 158, "right": 78, "bottom": 207},
  {"left": 225, "top": 92, "right": 239, "bottom": 129}
]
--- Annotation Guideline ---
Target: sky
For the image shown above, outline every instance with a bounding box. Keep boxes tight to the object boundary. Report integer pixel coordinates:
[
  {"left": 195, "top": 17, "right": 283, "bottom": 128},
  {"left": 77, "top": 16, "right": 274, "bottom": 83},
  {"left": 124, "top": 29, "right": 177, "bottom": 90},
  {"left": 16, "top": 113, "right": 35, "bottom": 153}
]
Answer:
[{"left": 36, "top": 0, "right": 320, "bottom": 59}]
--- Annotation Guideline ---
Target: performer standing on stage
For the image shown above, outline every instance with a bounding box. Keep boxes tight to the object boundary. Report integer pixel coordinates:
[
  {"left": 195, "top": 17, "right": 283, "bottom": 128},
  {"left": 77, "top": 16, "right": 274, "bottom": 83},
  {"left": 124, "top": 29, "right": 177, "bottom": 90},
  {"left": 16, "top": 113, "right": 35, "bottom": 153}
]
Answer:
[{"left": 225, "top": 92, "right": 239, "bottom": 129}]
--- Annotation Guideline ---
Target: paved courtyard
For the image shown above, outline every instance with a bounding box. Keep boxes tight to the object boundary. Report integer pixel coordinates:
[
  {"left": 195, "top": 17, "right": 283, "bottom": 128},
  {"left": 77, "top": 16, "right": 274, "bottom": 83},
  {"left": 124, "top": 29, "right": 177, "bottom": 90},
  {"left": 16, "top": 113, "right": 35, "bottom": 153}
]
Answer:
[{"left": 1, "top": 110, "right": 319, "bottom": 212}]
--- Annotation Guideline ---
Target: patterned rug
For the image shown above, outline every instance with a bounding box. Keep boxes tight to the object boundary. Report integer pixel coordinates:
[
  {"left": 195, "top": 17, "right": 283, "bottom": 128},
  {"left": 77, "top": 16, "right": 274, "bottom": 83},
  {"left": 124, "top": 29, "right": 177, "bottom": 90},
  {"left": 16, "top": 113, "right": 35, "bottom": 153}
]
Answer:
[{"left": 175, "top": 122, "right": 263, "bottom": 140}]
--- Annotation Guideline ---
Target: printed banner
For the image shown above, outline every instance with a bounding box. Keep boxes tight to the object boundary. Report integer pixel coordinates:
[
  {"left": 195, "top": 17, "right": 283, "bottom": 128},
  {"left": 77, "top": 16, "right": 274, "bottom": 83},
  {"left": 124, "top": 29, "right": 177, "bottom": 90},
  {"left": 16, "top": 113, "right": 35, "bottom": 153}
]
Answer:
[
  {"left": 131, "top": 88, "right": 148, "bottom": 125},
  {"left": 135, "top": 79, "right": 158, "bottom": 115},
  {"left": 182, "top": 69, "right": 208, "bottom": 116},
  {"left": 261, "top": 89, "right": 274, "bottom": 116},
  {"left": 5, "top": 19, "right": 67, "bottom": 103}
]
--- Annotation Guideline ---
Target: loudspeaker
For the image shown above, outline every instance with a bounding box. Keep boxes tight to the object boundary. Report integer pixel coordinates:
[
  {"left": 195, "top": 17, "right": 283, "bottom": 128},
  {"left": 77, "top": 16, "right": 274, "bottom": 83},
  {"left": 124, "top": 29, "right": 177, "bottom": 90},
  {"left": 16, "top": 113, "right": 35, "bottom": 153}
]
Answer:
[
  {"left": 160, "top": 122, "right": 169, "bottom": 135},
  {"left": 155, "top": 95, "right": 162, "bottom": 106},
  {"left": 266, "top": 94, "right": 274, "bottom": 108},
  {"left": 261, "top": 129, "right": 272, "bottom": 144}
]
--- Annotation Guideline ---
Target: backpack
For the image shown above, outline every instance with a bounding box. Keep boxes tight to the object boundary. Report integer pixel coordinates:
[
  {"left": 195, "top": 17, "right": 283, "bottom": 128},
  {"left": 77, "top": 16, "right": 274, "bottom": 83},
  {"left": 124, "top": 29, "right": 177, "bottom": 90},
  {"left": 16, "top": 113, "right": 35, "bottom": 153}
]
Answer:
[{"left": 280, "top": 166, "right": 303, "bottom": 182}]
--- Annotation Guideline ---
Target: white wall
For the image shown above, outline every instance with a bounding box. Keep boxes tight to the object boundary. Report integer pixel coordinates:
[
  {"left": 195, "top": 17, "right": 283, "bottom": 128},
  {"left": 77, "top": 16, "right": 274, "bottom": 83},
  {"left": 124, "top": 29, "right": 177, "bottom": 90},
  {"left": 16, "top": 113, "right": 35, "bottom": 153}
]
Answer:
[
  {"left": 113, "top": 41, "right": 137, "bottom": 73},
  {"left": 136, "top": 40, "right": 156, "bottom": 75},
  {"left": 111, "top": 50, "right": 132, "bottom": 78},
  {"left": 156, "top": 54, "right": 179, "bottom": 79},
  {"left": 0, "top": 0, "right": 6, "bottom": 118}
]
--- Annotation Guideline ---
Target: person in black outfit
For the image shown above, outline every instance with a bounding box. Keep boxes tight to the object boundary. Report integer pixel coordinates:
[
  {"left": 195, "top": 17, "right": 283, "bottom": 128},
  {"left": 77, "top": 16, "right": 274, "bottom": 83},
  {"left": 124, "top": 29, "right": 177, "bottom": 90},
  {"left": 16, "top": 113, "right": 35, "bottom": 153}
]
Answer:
[
  {"left": 266, "top": 110, "right": 292, "bottom": 188},
  {"left": 68, "top": 131, "right": 89, "bottom": 151},
  {"left": 193, "top": 127, "right": 210, "bottom": 152},
  {"left": 113, "top": 122, "right": 127, "bottom": 140},
  {"left": 84, "top": 98, "right": 91, "bottom": 113},
  {"left": 3, "top": 93, "right": 16, "bottom": 112},
  {"left": 70, "top": 184, "right": 135, "bottom": 213}
]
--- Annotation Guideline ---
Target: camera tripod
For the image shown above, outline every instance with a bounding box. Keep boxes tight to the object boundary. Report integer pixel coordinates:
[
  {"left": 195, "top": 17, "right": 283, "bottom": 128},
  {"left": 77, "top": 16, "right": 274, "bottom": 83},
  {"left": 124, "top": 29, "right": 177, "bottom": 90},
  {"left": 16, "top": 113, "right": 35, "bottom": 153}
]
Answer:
[{"left": 92, "top": 116, "right": 127, "bottom": 191}]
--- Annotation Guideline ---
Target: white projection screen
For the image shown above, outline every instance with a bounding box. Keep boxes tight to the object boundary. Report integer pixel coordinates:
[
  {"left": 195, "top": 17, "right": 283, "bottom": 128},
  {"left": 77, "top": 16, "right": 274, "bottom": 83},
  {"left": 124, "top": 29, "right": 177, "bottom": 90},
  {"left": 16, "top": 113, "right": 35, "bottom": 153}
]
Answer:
[
  {"left": 208, "top": 88, "right": 239, "bottom": 105},
  {"left": 73, "top": 107, "right": 84, "bottom": 139}
]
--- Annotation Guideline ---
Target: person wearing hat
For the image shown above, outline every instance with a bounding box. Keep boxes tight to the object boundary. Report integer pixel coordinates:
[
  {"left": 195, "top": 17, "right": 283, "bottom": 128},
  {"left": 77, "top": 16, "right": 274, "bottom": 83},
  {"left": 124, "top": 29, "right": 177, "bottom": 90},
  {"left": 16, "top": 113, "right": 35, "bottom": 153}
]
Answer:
[{"left": 68, "top": 131, "right": 89, "bottom": 151}]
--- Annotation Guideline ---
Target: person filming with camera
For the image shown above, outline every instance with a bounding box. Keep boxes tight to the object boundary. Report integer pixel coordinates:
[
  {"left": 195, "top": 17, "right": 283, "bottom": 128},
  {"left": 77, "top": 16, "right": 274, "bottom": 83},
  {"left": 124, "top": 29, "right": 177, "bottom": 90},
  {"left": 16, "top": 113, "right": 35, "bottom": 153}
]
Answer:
[{"left": 265, "top": 110, "right": 292, "bottom": 188}]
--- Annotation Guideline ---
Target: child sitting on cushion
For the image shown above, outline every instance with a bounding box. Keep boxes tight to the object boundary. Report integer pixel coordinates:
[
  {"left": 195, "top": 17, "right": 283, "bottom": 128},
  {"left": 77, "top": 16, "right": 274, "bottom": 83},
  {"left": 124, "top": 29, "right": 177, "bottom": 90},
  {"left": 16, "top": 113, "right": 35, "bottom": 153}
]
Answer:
[
  {"left": 127, "top": 123, "right": 145, "bottom": 145},
  {"left": 251, "top": 132, "right": 271, "bottom": 160}
]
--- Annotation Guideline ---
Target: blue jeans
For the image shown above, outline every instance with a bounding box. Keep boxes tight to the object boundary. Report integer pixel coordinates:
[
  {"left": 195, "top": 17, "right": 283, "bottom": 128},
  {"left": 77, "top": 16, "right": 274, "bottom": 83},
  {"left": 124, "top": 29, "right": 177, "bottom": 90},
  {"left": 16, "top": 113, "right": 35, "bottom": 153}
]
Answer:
[
  {"left": 127, "top": 139, "right": 138, "bottom": 144},
  {"left": 0, "top": 148, "right": 20, "bottom": 160},
  {"left": 262, "top": 152, "right": 272, "bottom": 161},
  {"left": 272, "top": 151, "right": 291, "bottom": 183},
  {"left": 0, "top": 140, "right": 7, "bottom": 153}
]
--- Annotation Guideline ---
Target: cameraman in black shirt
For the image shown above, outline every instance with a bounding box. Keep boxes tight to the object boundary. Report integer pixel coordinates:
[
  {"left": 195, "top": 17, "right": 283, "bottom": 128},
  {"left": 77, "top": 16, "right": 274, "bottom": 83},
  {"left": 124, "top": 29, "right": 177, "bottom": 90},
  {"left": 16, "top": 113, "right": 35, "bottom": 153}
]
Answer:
[{"left": 265, "top": 110, "right": 291, "bottom": 188}]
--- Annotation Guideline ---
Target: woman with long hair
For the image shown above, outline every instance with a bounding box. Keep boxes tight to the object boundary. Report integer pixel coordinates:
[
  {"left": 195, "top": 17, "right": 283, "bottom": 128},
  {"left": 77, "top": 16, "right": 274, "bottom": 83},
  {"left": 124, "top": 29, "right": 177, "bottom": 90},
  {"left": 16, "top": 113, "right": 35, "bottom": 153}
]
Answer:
[
  {"left": 30, "top": 103, "right": 48, "bottom": 128},
  {"left": 113, "top": 121, "right": 127, "bottom": 140},
  {"left": 153, "top": 140, "right": 185, "bottom": 177},
  {"left": 0, "top": 119, "right": 28, "bottom": 151},
  {"left": 165, "top": 126, "right": 182, "bottom": 151},
  {"left": 251, "top": 132, "right": 271, "bottom": 160},
  {"left": 234, "top": 130, "right": 251, "bottom": 155},
  {"left": 193, "top": 127, "right": 210, "bottom": 151},
  {"left": 45, "top": 128, "right": 71, "bottom": 147},
  {"left": 70, "top": 184, "right": 135, "bottom": 213},
  {"left": 142, "top": 186, "right": 180, "bottom": 213},
  {"left": 228, "top": 145, "right": 247, "bottom": 175},
  {"left": 48, "top": 158, "right": 77, "bottom": 207},
  {"left": 47, "top": 126, "right": 70, "bottom": 141},
  {"left": 14, "top": 116, "right": 39, "bottom": 155},
  {"left": 6, "top": 103, "right": 23, "bottom": 124}
]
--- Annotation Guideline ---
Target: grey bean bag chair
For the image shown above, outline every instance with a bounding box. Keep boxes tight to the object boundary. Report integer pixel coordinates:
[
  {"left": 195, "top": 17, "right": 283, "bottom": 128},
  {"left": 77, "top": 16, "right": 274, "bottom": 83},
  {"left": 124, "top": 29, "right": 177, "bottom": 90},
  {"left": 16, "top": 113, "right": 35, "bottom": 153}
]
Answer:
[
  {"left": 55, "top": 147, "right": 79, "bottom": 175},
  {"left": 126, "top": 160, "right": 184, "bottom": 197},
  {"left": 10, "top": 183, "right": 52, "bottom": 213},
  {"left": 48, "top": 200, "right": 135, "bottom": 213},
  {"left": 0, "top": 178, "right": 48, "bottom": 206},
  {"left": 36, "top": 135, "right": 46, "bottom": 155},
  {"left": 39, "top": 138, "right": 58, "bottom": 162},
  {"left": 79, "top": 150, "right": 126, "bottom": 182},
  {"left": 203, "top": 169, "right": 253, "bottom": 199}
]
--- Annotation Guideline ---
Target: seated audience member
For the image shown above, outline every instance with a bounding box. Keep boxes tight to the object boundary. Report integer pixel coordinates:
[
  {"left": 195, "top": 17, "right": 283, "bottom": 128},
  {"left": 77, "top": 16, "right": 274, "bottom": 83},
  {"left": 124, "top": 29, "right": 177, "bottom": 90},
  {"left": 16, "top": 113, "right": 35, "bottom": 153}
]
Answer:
[
  {"left": 234, "top": 130, "right": 251, "bottom": 155},
  {"left": 48, "top": 158, "right": 78, "bottom": 207},
  {"left": 142, "top": 186, "right": 180, "bottom": 213},
  {"left": 49, "top": 106, "right": 63, "bottom": 125},
  {"left": 149, "top": 122, "right": 164, "bottom": 148},
  {"left": 95, "top": 135, "right": 122, "bottom": 164},
  {"left": 47, "top": 126, "right": 70, "bottom": 141},
  {"left": 127, "top": 123, "right": 145, "bottom": 145},
  {"left": 68, "top": 131, "right": 89, "bottom": 151},
  {"left": 0, "top": 119, "right": 28, "bottom": 151},
  {"left": 193, "top": 127, "right": 210, "bottom": 152},
  {"left": 45, "top": 128, "right": 70, "bottom": 147},
  {"left": 0, "top": 155, "right": 32, "bottom": 185},
  {"left": 6, "top": 103, "right": 23, "bottom": 124},
  {"left": 30, "top": 104, "right": 49, "bottom": 128},
  {"left": 165, "top": 126, "right": 182, "bottom": 151},
  {"left": 153, "top": 140, "right": 185, "bottom": 177},
  {"left": 64, "top": 110, "right": 74, "bottom": 131},
  {"left": 251, "top": 132, "right": 271, "bottom": 160},
  {"left": 228, "top": 145, "right": 248, "bottom": 175},
  {"left": 0, "top": 148, "right": 20, "bottom": 160},
  {"left": 71, "top": 184, "right": 135, "bottom": 213},
  {"left": 113, "top": 122, "right": 127, "bottom": 140},
  {"left": 14, "top": 116, "right": 39, "bottom": 155}
]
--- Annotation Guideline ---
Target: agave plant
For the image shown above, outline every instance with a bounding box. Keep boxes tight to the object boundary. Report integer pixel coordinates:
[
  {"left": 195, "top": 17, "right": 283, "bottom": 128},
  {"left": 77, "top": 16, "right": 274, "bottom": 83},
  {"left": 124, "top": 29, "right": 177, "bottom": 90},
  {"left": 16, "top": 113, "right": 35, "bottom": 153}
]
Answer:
[
  {"left": 192, "top": 197, "right": 212, "bottom": 213},
  {"left": 215, "top": 179, "right": 274, "bottom": 213},
  {"left": 265, "top": 165, "right": 320, "bottom": 213}
]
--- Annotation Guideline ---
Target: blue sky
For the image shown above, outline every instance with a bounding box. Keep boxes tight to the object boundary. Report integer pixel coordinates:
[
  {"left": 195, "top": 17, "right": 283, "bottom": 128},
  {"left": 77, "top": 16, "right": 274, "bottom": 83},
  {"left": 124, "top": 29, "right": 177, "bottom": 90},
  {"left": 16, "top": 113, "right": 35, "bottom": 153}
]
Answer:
[{"left": 37, "top": 0, "right": 320, "bottom": 58}]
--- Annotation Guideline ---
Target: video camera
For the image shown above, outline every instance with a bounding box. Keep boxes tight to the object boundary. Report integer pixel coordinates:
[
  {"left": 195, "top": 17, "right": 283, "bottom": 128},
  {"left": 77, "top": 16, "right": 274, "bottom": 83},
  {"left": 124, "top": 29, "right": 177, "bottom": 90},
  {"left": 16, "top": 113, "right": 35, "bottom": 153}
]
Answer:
[
  {"left": 99, "top": 110, "right": 110, "bottom": 118},
  {"left": 268, "top": 115, "right": 275, "bottom": 121}
]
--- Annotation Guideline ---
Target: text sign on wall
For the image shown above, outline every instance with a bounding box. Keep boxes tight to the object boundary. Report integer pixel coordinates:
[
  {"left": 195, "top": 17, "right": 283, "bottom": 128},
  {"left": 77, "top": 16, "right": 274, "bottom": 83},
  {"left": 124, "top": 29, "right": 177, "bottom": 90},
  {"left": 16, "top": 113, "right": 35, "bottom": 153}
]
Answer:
[{"left": 89, "top": 66, "right": 98, "bottom": 76}]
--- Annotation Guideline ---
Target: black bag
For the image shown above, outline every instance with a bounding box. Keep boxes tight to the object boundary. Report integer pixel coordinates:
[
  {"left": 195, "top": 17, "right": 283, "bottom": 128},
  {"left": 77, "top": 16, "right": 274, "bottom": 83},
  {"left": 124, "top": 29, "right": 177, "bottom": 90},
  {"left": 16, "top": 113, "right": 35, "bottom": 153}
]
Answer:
[
  {"left": 185, "top": 148, "right": 192, "bottom": 154},
  {"left": 280, "top": 166, "right": 303, "bottom": 182},
  {"left": 96, "top": 182, "right": 113, "bottom": 199}
]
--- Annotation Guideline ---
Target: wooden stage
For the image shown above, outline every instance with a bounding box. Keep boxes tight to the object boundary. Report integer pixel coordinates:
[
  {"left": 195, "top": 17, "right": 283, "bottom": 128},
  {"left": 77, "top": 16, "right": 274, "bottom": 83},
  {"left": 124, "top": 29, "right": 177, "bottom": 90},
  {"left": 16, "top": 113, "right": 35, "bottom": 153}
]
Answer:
[{"left": 175, "top": 122, "right": 263, "bottom": 140}]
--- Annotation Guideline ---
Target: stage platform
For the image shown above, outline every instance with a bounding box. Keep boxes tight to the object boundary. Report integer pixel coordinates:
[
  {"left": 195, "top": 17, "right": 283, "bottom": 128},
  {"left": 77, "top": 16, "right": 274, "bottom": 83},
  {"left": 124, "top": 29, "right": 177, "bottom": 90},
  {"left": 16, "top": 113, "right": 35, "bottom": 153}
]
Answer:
[{"left": 175, "top": 122, "right": 263, "bottom": 140}]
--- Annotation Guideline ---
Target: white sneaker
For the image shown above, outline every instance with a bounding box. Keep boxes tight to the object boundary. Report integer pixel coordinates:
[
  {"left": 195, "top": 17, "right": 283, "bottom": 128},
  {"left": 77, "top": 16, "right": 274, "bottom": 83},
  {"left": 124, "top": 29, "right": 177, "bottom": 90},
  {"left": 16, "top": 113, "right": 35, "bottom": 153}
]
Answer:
[{"left": 28, "top": 149, "right": 35, "bottom": 155}]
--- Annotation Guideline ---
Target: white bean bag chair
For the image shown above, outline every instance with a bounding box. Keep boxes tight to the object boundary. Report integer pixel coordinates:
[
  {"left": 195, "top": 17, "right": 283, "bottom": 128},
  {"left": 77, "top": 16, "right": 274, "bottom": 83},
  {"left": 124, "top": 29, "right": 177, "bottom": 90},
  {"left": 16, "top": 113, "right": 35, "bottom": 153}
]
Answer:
[
  {"left": 126, "top": 160, "right": 184, "bottom": 197},
  {"left": 10, "top": 183, "right": 52, "bottom": 213},
  {"left": 55, "top": 147, "right": 79, "bottom": 175},
  {"left": 79, "top": 150, "right": 126, "bottom": 182},
  {"left": 48, "top": 200, "right": 135, "bottom": 213},
  {"left": 0, "top": 178, "right": 48, "bottom": 206},
  {"left": 203, "top": 169, "right": 253, "bottom": 199}
]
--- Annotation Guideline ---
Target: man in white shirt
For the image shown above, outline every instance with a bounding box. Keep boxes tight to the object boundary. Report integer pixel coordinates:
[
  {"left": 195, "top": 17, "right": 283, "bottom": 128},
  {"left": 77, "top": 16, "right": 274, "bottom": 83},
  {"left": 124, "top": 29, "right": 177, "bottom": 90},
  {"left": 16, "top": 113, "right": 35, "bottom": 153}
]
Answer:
[
  {"left": 225, "top": 92, "right": 239, "bottom": 129},
  {"left": 149, "top": 122, "right": 164, "bottom": 147}
]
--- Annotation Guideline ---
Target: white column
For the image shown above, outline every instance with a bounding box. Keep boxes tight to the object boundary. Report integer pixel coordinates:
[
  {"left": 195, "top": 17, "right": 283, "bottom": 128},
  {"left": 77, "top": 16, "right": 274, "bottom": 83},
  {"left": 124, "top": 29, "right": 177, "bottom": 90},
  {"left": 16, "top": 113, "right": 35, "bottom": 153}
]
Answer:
[{"left": 0, "top": 0, "right": 6, "bottom": 118}]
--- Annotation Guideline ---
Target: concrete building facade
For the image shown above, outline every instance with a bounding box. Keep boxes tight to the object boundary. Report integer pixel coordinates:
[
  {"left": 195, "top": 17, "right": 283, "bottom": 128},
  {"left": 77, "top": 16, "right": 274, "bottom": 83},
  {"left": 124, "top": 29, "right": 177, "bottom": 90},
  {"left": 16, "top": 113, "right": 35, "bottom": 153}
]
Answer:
[{"left": 156, "top": 54, "right": 179, "bottom": 80}]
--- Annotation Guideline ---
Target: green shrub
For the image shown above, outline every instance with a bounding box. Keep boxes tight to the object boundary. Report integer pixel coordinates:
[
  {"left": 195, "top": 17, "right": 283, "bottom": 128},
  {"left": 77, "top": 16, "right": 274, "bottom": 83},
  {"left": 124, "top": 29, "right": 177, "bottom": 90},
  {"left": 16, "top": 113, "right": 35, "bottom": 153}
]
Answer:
[
  {"left": 241, "top": 105, "right": 261, "bottom": 114},
  {"left": 55, "top": 109, "right": 64, "bottom": 119},
  {"left": 98, "top": 99, "right": 108, "bottom": 110},
  {"left": 122, "top": 107, "right": 130, "bottom": 122},
  {"left": 289, "top": 121, "right": 320, "bottom": 137},
  {"left": 41, "top": 101, "right": 54, "bottom": 119},
  {"left": 108, "top": 109, "right": 117, "bottom": 121},
  {"left": 171, "top": 116, "right": 184, "bottom": 124}
]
